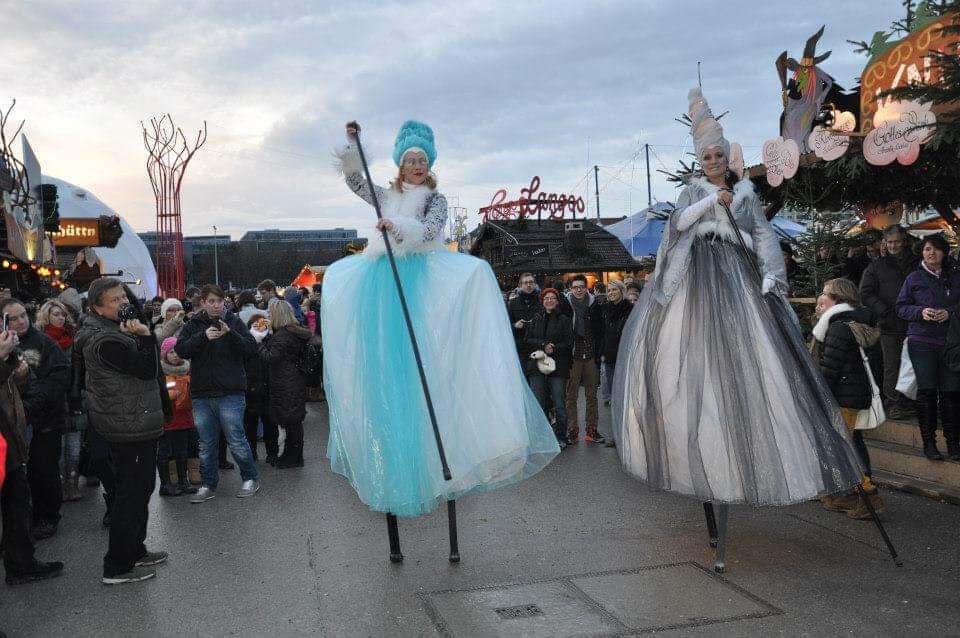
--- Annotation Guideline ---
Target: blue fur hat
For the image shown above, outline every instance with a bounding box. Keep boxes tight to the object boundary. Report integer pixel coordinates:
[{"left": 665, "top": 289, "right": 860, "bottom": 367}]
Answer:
[{"left": 392, "top": 120, "right": 436, "bottom": 169}]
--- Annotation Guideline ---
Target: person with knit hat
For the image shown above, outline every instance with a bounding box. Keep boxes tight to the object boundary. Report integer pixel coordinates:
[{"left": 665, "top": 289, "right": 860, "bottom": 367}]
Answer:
[
  {"left": 157, "top": 338, "right": 198, "bottom": 497},
  {"left": 612, "top": 87, "right": 864, "bottom": 513},
  {"left": 156, "top": 299, "right": 186, "bottom": 342},
  {"left": 325, "top": 121, "right": 558, "bottom": 558}
]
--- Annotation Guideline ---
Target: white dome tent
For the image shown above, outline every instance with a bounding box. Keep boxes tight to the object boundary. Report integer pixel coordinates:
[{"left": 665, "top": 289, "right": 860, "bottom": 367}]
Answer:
[{"left": 44, "top": 176, "right": 158, "bottom": 299}]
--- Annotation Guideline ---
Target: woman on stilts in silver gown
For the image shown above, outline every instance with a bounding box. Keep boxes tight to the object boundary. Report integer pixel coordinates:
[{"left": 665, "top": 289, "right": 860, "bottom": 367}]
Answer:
[{"left": 612, "top": 88, "right": 864, "bottom": 507}]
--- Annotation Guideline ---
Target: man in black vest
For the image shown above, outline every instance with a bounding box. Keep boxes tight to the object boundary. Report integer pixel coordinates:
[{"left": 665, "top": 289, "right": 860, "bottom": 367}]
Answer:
[{"left": 76, "top": 278, "right": 167, "bottom": 585}]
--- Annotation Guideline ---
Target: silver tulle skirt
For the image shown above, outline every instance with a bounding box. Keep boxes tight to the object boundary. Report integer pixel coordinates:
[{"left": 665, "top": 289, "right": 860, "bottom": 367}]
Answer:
[{"left": 612, "top": 235, "right": 863, "bottom": 505}]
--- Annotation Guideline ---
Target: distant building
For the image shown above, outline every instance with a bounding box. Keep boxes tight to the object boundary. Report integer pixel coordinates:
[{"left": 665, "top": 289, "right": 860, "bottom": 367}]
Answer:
[{"left": 137, "top": 227, "right": 367, "bottom": 290}]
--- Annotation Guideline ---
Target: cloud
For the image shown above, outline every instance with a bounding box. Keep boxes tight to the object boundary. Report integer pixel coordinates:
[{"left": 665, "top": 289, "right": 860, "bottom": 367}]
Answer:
[{"left": 1, "top": 1, "right": 905, "bottom": 240}]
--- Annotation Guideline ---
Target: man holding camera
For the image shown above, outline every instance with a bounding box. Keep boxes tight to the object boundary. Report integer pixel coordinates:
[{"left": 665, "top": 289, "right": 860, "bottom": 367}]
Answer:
[
  {"left": 0, "top": 315, "right": 64, "bottom": 586},
  {"left": 175, "top": 284, "right": 260, "bottom": 502},
  {"left": 75, "top": 278, "right": 167, "bottom": 585}
]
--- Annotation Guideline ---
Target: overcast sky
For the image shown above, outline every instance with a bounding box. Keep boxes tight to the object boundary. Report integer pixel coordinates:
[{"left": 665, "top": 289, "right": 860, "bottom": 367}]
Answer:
[{"left": 3, "top": 1, "right": 904, "bottom": 239}]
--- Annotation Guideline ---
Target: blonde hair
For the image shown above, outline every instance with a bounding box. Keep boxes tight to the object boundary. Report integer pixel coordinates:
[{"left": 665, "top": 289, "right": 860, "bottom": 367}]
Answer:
[
  {"left": 607, "top": 280, "right": 626, "bottom": 298},
  {"left": 268, "top": 298, "right": 298, "bottom": 330},
  {"left": 823, "top": 278, "right": 861, "bottom": 307},
  {"left": 35, "top": 299, "right": 75, "bottom": 331}
]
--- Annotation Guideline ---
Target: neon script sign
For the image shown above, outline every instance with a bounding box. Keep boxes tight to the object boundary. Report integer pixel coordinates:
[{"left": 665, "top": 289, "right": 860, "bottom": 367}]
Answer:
[{"left": 479, "top": 176, "right": 586, "bottom": 221}]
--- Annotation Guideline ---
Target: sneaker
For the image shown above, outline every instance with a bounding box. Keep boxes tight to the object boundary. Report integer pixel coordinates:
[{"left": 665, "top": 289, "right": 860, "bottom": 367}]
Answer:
[
  {"left": 585, "top": 431, "right": 606, "bottom": 444},
  {"left": 5, "top": 560, "right": 64, "bottom": 586},
  {"left": 605, "top": 438, "right": 617, "bottom": 448},
  {"left": 190, "top": 486, "right": 216, "bottom": 504},
  {"left": 237, "top": 479, "right": 260, "bottom": 498},
  {"left": 101, "top": 566, "right": 157, "bottom": 586},
  {"left": 135, "top": 551, "right": 168, "bottom": 567}
]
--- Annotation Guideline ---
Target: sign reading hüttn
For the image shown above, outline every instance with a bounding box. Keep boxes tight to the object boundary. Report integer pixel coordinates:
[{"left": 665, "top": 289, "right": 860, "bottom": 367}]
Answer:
[{"left": 49, "top": 218, "right": 100, "bottom": 247}]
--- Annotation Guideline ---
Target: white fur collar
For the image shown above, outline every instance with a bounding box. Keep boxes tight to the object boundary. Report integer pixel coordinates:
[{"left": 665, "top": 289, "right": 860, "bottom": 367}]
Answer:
[
  {"left": 689, "top": 175, "right": 755, "bottom": 198},
  {"left": 812, "top": 302, "right": 854, "bottom": 342}
]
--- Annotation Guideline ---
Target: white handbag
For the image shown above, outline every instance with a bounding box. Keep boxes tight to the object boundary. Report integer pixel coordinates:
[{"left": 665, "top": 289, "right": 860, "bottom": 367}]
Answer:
[
  {"left": 895, "top": 339, "right": 918, "bottom": 401},
  {"left": 855, "top": 347, "right": 885, "bottom": 430}
]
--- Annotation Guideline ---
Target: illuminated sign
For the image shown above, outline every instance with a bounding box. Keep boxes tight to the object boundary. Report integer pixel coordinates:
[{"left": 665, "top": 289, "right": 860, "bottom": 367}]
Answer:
[
  {"left": 49, "top": 218, "right": 100, "bottom": 247},
  {"left": 480, "top": 176, "right": 586, "bottom": 221}
]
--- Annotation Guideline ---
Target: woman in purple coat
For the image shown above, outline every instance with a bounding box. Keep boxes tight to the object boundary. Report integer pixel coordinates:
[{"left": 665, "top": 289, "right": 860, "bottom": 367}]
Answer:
[{"left": 896, "top": 234, "right": 960, "bottom": 460}]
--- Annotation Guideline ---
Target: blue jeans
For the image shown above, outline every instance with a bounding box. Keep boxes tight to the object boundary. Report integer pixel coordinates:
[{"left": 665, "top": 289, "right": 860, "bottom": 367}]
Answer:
[{"left": 192, "top": 394, "right": 259, "bottom": 489}]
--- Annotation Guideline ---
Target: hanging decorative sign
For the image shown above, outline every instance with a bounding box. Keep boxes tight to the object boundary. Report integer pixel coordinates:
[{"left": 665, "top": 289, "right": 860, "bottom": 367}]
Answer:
[
  {"left": 479, "top": 176, "right": 585, "bottom": 221},
  {"left": 762, "top": 137, "right": 800, "bottom": 187},
  {"left": 860, "top": 11, "right": 960, "bottom": 135},
  {"left": 48, "top": 218, "right": 101, "bottom": 247},
  {"left": 808, "top": 110, "right": 855, "bottom": 160},
  {"left": 863, "top": 99, "right": 936, "bottom": 166}
]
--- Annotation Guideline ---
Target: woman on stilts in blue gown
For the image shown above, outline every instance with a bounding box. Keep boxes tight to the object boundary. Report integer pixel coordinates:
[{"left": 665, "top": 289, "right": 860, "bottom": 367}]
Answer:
[{"left": 322, "top": 120, "right": 559, "bottom": 562}]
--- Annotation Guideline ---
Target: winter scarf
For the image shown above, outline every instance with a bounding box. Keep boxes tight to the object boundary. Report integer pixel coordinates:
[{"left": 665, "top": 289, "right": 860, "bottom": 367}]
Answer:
[
  {"left": 44, "top": 324, "right": 74, "bottom": 352},
  {"left": 569, "top": 293, "right": 591, "bottom": 338}
]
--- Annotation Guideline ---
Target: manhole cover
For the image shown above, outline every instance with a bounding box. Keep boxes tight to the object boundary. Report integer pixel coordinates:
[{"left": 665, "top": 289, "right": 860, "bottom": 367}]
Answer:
[
  {"left": 494, "top": 604, "right": 544, "bottom": 620},
  {"left": 421, "top": 562, "right": 781, "bottom": 637}
]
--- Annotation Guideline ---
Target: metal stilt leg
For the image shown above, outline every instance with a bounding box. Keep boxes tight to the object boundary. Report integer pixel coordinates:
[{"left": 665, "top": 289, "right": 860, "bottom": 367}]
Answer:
[
  {"left": 703, "top": 502, "right": 719, "bottom": 548},
  {"left": 713, "top": 504, "right": 730, "bottom": 573},
  {"left": 857, "top": 487, "right": 902, "bottom": 567},
  {"left": 387, "top": 513, "right": 403, "bottom": 563},
  {"left": 447, "top": 500, "right": 460, "bottom": 563}
]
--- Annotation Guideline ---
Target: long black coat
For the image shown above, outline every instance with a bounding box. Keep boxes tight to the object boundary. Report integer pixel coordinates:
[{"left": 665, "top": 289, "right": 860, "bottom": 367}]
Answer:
[
  {"left": 507, "top": 292, "right": 542, "bottom": 354},
  {"left": 818, "top": 306, "right": 877, "bottom": 410},
  {"left": 860, "top": 251, "right": 918, "bottom": 334},
  {"left": 259, "top": 325, "right": 311, "bottom": 425},
  {"left": 600, "top": 300, "right": 632, "bottom": 365},
  {"left": 17, "top": 326, "right": 69, "bottom": 432},
  {"left": 522, "top": 310, "right": 574, "bottom": 379}
]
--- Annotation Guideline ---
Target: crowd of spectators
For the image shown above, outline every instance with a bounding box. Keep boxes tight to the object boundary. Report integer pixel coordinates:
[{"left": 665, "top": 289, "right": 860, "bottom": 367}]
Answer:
[
  {"left": 0, "top": 278, "right": 321, "bottom": 588},
  {"left": 506, "top": 272, "right": 641, "bottom": 449}
]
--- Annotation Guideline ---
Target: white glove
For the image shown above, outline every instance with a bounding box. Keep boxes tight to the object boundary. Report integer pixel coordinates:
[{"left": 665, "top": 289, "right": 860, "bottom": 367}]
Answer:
[
  {"left": 251, "top": 327, "right": 269, "bottom": 343},
  {"left": 761, "top": 275, "right": 780, "bottom": 295}
]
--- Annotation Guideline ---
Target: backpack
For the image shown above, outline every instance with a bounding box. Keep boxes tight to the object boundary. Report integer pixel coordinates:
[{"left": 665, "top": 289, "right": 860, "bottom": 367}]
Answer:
[{"left": 297, "top": 336, "right": 323, "bottom": 381}]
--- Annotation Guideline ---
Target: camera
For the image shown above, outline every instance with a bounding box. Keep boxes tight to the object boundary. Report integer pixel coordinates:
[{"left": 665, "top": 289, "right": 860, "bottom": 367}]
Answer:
[{"left": 118, "top": 303, "right": 139, "bottom": 323}]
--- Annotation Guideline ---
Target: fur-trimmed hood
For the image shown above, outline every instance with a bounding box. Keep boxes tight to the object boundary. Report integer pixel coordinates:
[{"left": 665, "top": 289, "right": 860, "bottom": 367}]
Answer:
[{"left": 813, "top": 303, "right": 880, "bottom": 348}]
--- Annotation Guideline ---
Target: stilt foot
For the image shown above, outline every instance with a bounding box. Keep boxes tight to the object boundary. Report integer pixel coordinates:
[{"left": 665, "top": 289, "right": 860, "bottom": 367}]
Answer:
[
  {"left": 387, "top": 513, "right": 403, "bottom": 564},
  {"left": 703, "top": 502, "right": 719, "bottom": 548},
  {"left": 447, "top": 500, "right": 460, "bottom": 564}
]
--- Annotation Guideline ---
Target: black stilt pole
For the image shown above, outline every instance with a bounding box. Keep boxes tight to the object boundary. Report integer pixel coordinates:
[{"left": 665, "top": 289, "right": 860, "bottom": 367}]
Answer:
[
  {"left": 713, "top": 504, "right": 730, "bottom": 573},
  {"left": 703, "top": 502, "right": 719, "bottom": 548},
  {"left": 349, "top": 123, "right": 458, "bottom": 561},
  {"left": 387, "top": 513, "right": 403, "bottom": 563},
  {"left": 856, "top": 487, "right": 902, "bottom": 566},
  {"left": 447, "top": 500, "right": 460, "bottom": 563}
]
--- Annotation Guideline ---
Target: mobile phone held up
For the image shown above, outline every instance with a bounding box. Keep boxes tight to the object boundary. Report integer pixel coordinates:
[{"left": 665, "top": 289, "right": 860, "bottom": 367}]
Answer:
[{"left": 1, "top": 313, "right": 8, "bottom": 332}]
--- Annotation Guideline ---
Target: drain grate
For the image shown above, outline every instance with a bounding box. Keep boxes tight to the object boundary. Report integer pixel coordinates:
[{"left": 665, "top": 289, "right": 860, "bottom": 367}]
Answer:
[{"left": 494, "top": 604, "right": 544, "bottom": 620}]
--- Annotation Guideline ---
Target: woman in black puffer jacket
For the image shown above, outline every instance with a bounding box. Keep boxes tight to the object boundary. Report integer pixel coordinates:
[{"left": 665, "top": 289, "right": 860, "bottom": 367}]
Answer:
[
  {"left": 244, "top": 313, "right": 278, "bottom": 464},
  {"left": 259, "top": 299, "right": 312, "bottom": 469},
  {"left": 599, "top": 281, "right": 632, "bottom": 409},
  {"left": 523, "top": 288, "right": 574, "bottom": 447},
  {"left": 811, "top": 277, "right": 883, "bottom": 519}
]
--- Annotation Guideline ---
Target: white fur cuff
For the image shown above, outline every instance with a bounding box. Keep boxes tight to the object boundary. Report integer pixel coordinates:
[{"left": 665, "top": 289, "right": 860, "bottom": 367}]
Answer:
[{"left": 334, "top": 143, "right": 364, "bottom": 176}]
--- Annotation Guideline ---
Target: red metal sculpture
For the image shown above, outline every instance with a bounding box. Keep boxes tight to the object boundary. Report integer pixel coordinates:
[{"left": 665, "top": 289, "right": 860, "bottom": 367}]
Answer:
[{"left": 142, "top": 114, "right": 207, "bottom": 298}]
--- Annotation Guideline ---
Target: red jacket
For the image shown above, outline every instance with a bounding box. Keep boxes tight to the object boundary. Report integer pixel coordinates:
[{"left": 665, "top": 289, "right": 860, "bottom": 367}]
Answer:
[{"left": 164, "top": 374, "right": 195, "bottom": 431}]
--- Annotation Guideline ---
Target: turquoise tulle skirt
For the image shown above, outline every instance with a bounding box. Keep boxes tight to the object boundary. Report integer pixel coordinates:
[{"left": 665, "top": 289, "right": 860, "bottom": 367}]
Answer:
[{"left": 321, "top": 250, "right": 559, "bottom": 517}]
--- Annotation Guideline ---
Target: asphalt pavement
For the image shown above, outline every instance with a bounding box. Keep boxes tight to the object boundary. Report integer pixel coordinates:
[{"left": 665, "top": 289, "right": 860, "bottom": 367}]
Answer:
[{"left": 2, "top": 400, "right": 959, "bottom": 637}]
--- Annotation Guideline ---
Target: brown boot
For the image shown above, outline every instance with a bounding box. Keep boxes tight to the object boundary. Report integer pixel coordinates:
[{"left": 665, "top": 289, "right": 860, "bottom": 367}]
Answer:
[
  {"left": 820, "top": 493, "right": 859, "bottom": 512},
  {"left": 187, "top": 458, "right": 202, "bottom": 485},
  {"left": 168, "top": 460, "right": 180, "bottom": 484},
  {"left": 62, "top": 465, "right": 83, "bottom": 502},
  {"left": 847, "top": 494, "right": 885, "bottom": 520}
]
